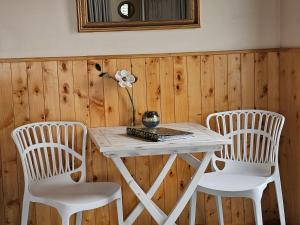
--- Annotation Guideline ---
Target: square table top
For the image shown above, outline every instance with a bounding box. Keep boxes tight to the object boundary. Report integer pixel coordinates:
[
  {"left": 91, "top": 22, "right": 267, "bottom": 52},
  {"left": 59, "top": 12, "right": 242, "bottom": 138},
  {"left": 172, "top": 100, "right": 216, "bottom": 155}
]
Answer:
[{"left": 89, "top": 122, "right": 232, "bottom": 157}]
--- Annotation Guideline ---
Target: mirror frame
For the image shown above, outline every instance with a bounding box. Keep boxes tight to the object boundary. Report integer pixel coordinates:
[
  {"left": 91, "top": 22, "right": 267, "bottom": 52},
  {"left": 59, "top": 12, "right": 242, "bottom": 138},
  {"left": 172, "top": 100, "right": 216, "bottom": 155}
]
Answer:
[{"left": 76, "top": 0, "right": 200, "bottom": 32}]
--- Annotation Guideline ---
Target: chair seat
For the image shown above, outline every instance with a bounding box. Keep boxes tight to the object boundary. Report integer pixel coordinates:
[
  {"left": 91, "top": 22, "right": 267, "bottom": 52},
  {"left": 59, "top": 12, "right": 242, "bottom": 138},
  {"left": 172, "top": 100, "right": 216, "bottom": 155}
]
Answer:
[
  {"left": 30, "top": 182, "right": 121, "bottom": 209},
  {"left": 197, "top": 172, "right": 270, "bottom": 194}
]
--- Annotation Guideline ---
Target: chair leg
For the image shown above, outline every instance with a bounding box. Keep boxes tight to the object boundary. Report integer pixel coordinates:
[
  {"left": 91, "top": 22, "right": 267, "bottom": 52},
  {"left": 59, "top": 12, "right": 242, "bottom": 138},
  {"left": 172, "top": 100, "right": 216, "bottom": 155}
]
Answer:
[
  {"left": 21, "top": 197, "right": 30, "bottom": 225},
  {"left": 189, "top": 192, "right": 197, "bottom": 225},
  {"left": 216, "top": 196, "right": 224, "bottom": 225},
  {"left": 252, "top": 199, "right": 263, "bottom": 225},
  {"left": 274, "top": 178, "right": 286, "bottom": 225},
  {"left": 116, "top": 197, "right": 124, "bottom": 225},
  {"left": 61, "top": 215, "right": 70, "bottom": 225},
  {"left": 76, "top": 212, "right": 83, "bottom": 225}
]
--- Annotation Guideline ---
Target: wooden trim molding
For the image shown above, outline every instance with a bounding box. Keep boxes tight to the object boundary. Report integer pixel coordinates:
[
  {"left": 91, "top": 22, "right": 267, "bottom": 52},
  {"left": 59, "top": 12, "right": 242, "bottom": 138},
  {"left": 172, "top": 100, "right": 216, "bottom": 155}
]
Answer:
[{"left": 0, "top": 48, "right": 280, "bottom": 63}]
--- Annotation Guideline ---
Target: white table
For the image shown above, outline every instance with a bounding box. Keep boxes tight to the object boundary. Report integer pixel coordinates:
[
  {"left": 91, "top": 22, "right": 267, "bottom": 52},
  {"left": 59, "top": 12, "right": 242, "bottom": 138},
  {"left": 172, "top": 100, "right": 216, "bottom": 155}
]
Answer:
[{"left": 89, "top": 122, "right": 231, "bottom": 225}]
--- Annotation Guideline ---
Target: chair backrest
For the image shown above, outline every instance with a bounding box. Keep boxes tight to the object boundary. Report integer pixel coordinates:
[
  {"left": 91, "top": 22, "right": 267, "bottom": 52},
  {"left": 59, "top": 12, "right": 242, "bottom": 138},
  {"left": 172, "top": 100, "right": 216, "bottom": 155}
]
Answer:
[
  {"left": 11, "top": 121, "right": 87, "bottom": 190},
  {"left": 206, "top": 110, "right": 285, "bottom": 176}
]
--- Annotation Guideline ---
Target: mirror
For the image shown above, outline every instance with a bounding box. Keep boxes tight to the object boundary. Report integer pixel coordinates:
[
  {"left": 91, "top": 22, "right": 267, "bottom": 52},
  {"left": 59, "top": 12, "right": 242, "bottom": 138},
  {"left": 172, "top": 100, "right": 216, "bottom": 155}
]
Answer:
[{"left": 77, "top": 0, "right": 200, "bottom": 32}]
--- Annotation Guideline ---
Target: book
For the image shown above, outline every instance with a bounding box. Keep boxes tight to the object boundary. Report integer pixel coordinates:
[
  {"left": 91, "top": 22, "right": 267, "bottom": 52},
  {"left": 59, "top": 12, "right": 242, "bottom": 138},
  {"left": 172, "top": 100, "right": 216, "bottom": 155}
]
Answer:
[{"left": 126, "top": 127, "right": 193, "bottom": 142}]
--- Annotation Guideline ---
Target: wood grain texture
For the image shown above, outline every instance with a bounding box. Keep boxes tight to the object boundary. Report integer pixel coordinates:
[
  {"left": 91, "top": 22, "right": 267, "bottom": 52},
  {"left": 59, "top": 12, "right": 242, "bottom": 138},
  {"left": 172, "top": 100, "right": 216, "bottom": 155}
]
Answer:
[
  {"left": 0, "top": 49, "right": 282, "bottom": 225},
  {"left": 280, "top": 49, "right": 300, "bottom": 225}
]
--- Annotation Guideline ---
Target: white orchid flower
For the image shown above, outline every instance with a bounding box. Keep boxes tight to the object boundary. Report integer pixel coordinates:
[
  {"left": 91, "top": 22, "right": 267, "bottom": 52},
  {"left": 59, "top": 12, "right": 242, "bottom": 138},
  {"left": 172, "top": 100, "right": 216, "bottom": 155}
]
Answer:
[{"left": 115, "top": 70, "right": 136, "bottom": 88}]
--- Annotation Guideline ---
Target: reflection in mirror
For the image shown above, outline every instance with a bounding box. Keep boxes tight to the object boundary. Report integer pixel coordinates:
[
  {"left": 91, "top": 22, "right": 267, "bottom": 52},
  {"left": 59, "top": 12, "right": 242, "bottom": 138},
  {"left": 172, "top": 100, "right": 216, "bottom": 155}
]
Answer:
[{"left": 86, "top": 0, "right": 190, "bottom": 22}]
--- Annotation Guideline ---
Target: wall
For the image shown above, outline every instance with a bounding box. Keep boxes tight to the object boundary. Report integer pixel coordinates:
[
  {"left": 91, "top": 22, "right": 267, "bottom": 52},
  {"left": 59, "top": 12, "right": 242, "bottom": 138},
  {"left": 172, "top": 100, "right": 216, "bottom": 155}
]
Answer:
[
  {"left": 280, "top": 0, "right": 300, "bottom": 47},
  {"left": 0, "top": 0, "right": 280, "bottom": 58},
  {"left": 0, "top": 49, "right": 280, "bottom": 225}
]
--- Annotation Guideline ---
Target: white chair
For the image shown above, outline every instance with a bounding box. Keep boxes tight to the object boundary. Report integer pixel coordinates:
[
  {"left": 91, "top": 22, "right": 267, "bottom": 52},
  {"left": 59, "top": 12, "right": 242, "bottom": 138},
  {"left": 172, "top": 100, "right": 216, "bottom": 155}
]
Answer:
[
  {"left": 12, "top": 121, "right": 124, "bottom": 225},
  {"left": 189, "top": 110, "right": 286, "bottom": 225}
]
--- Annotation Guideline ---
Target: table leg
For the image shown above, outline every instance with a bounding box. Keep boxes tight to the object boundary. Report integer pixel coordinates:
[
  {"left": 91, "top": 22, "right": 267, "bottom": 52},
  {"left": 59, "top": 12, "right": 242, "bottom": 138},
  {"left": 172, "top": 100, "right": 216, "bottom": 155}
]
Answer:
[
  {"left": 163, "top": 152, "right": 214, "bottom": 225},
  {"left": 124, "top": 154, "right": 177, "bottom": 225},
  {"left": 111, "top": 154, "right": 177, "bottom": 225}
]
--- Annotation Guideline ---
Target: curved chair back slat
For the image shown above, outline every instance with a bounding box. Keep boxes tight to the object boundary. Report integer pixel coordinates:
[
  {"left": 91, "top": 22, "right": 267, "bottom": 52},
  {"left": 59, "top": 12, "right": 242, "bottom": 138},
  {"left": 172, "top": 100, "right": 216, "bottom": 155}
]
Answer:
[
  {"left": 12, "top": 122, "right": 87, "bottom": 187},
  {"left": 206, "top": 110, "right": 285, "bottom": 175}
]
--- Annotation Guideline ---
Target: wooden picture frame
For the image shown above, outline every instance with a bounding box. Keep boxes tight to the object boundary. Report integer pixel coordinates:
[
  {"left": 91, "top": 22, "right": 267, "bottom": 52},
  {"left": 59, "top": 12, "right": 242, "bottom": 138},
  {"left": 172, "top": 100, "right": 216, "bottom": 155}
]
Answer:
[{"left": 76, "top": 0, "right": 200, "bottom": 32}]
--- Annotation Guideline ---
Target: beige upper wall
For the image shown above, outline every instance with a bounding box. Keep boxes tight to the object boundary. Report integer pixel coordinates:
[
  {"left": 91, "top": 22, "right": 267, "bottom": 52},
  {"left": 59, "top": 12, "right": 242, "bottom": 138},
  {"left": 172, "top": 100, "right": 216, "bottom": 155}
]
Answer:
[
  {"left": 0, "top": 0, "right": 280, "bottom": 58},
  {"left": 281, "top": 0, "right": 300, "bottom": 47}
]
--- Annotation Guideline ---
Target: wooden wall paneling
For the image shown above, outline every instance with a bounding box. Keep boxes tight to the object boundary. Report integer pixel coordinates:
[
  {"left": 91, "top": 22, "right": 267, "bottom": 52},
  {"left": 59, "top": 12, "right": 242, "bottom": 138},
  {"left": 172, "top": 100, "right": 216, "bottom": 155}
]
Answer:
[
  {"left": 0, "top": 49, "right": 284, "bottom": 225},
  {"left": 254, "top": 53, "right": 273, "bottom": 223},
  {"left": 102, "top": 59, "right": 123, "bottom": 225},
  {"left": 88, "top": 59, "right": 110, "bottom": 225},
  {"left": 145, "top": 57, "right": 165, "bottom": 225},
  {"left": 279, "top": 50, "right": 296, "bottom": 225},
  {"left": 227, "top": 54, "right": 245, "bottom": 225},
  {"left": 254, "top": 53, "right": 268, "bottom": 110},
  {"left": 186, "top": 55, "right": 206, "bottom": 225},
  {"left": 73, "top": 60, "right": 96, "bottom": 225},
  {"left": 58, "top": 60, "right": 75, "bottom": 121},
  {"left": 11, "top": 62, "right": 29, "bottom": 225},
  {"left": 26, "top": 61, "right": 45, "bottom": 225},
  {"left": 173, "top": 56, "right": 190, "bottom": 225},
  {"left": 241, "top": 53, "right": 255, "bottom": 110},
  {"left": 267, "top": 52, "right": 280, "bottom": 223},
  {"left": 131, "top": 58, "right": 152, "bottom": 225},
  {"left": 187, "top": 56, "right": 202, "bottom": 123},
  {"left": 214, "top": 55, "right": 232, "bottom": 225},
  {"left": 160, "top": 57, "right": 175, "bottom": 124},
  {"left": 279, "top": 50, "right": 300, "bottom": 225},
  {"left": 200, "top": 55, "right": 216, "bottom": 225},
  {"left": 159, "top": 57, "right": 178, "bottom": 218},
  {"left": 241, "top": 53, "right": 256, "bottom": 225},
  {"left": 58, "top": 60, "right": 78, "bottom": 225},
  {"left": 41, "top": 61, "right": 60, "bottom": 225},
  {"left": 116, "top": 58, "right": 138, "bottom": 220},
  {"left": 0, "top": 63, "right": 21, "bottom": 225},
  {"left": 288, "top": 51, "right": 300, "bottom": 225}
]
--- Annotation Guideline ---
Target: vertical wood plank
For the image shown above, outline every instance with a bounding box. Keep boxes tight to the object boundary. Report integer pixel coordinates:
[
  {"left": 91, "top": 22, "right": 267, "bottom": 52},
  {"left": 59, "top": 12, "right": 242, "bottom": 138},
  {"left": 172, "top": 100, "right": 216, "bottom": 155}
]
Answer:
[
  {"left": 11, "top": 62, "right": 30, "bottom": 225},
  {"left": 160, "top": 57, "right": 175, "bottom": 123},
  {"left": 145, "top": 57, "right": 165, "bottom": 225},
  {"left": 117, "top": 58, "right": 137, "bottom": 220},
  {"left": 58, "top": 60, "right": 75, "bottom": 121},
  {"left": 228, "top": 54, "right": 242, "bottom": 110},
  {"left": 254, "top": 53, "right": 268, "bottom": 110},
  {"left": 214, "top": 55, "right": 232, "bottom": 225},
  {"left": 214, "top": 55, "right": 229, "bottom": 112},
  {"left": 0, "top": 63, "right": 21, "bottom": 225},
  {"left": 267, "top": 52, "right": 280, "bottom": 223},
  {"left": 26, "top": 61, "right": 44, "bottom": 225},
  {"left": 186, "top": 55, "right": 205, "bottom": 225},
  {"left": 160, "top": 57, "right": 178, "bottom": 218},
  {"left": 241, "top": 53, "right": 255, "bottom": 110},
  {"left": 173, "top": 56, "right": 190, "bottom": 225},
  {"left": 88, "top": 59, "right": 110, "bottom": 225},
  {"left": 187, "top": 55, "right": 202, "bottom": 123},
  {"left": 102, "top": 59, "right": 122, "bottom": 225},
  {"left": 174, "top": 56, "right": 189, "bottom": 122},
  {"left": 73, "top": 60, "right": 96, "bottom": 225},
  {"left": 279, "top": 51, "right": 294, "bottom": 224},
  {"left": 228, "top": 54, "right": 245, "bottom": 225},
  {"left": 241, "top": 53, "right": 256, "bottom": 225},
  {"left": 41, "top": 61, "right": 60, "bottom": 225},
  {"left": 132, "top": 58, "right": 151, "bottom": 225},
  {"left": 201, "top": 55, "right": 216, "bottom": 225}
]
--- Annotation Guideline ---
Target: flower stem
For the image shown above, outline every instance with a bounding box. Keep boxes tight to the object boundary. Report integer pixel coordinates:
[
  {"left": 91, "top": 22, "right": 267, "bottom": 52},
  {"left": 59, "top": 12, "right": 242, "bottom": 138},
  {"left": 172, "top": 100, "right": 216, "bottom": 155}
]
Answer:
[{"left": 125, "top": 87, "right": 136, "bottom": 126}]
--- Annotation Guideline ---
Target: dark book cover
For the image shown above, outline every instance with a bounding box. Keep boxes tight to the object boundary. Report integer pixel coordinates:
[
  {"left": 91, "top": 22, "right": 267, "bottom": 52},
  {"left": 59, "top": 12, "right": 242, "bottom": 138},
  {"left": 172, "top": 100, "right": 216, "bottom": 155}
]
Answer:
[{"left": 126, "top": 127, "right": 193, "bottom": 142}]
